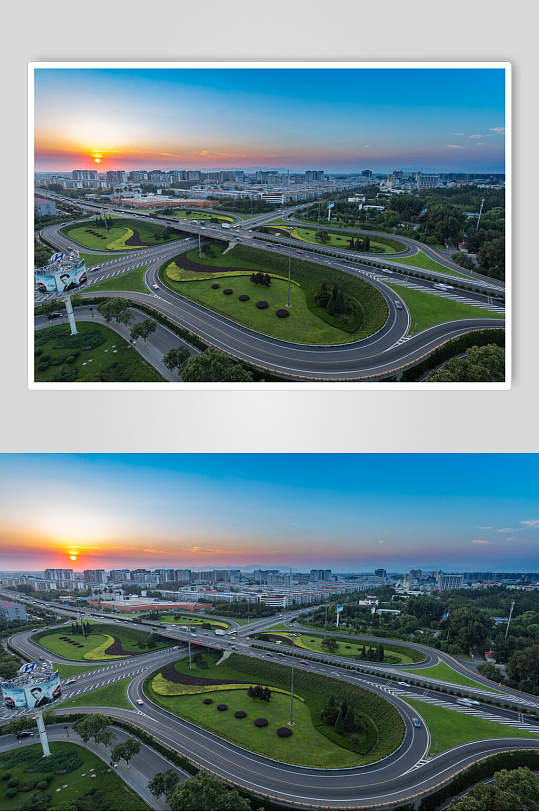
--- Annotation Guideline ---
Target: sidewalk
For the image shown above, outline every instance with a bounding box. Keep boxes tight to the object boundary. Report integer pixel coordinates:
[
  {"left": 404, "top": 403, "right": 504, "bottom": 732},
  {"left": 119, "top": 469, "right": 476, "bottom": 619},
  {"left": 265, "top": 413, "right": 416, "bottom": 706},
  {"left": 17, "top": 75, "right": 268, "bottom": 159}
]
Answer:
[{"left": 0, "top": 722, "right": 190, "bottom": 810}]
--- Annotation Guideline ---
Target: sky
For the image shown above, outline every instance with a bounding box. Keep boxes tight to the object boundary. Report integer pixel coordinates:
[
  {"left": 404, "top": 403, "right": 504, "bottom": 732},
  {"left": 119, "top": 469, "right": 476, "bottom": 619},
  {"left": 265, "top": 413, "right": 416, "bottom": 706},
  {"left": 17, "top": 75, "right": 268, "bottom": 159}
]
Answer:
[
  {"left": 34, "top": 68, "right": 506, "bottom": 173},
  {"left": 0, "top": 454, "right": 536, "bottom": 573}
]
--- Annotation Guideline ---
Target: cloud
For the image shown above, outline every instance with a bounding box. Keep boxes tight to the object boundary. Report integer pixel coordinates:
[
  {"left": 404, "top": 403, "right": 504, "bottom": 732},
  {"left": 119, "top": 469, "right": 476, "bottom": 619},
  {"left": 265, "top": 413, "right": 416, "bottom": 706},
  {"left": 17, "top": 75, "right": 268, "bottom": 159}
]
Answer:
[
  {"left": 471, "top": 539, "right": 489, "bottom": 545},
  {"left": 498, "top": 527, "right": 514, "bottom": 533},
  {"left": 479, "top": 526, "right": 492, "bottom": 530},
  {"left": 447, "top": 144, "right": 464, "bottom": 149},
  {"left": 520, "top": 519, "right": 539, "bottom": 527},
  {"left": 489, "top": 127, "right": 505, "bottom": 135},
  {"left": 199, "top": 149, "right": 209, "bottom": 157},
  {"left": 469, "top": 134, "right": 485, "bottom": 139},
  {"left": 377, "top": 539, "right": 385, "bottom": 545},
  {"left": 474, "top": 142, "right": 486, "bottom": 147}
]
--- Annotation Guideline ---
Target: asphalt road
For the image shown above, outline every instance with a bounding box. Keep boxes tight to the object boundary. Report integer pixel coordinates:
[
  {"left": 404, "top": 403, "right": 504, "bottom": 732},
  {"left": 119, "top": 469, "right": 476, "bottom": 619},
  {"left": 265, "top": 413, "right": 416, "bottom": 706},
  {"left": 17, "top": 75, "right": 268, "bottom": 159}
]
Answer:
[
  {"left": 5, "top": 598, "right": 539, "bottom": 809},
  {"left": 35, "top": 200, "right": 505, "bottom": 381}
]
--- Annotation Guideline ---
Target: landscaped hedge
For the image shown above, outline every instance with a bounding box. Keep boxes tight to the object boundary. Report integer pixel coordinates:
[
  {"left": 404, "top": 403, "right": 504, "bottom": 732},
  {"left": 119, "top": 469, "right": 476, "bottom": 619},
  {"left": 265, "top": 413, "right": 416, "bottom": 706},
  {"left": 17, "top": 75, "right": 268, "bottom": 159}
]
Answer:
[
  {"left": 275, "top": 309, "right": 290, "bottom": 318},
  {"left": 398, "top": 329, "right": 505, "bottom": 382},
  {"left": 223, "top": 289, "right": 233, "bottom": 295},
  {"left": 276, "top": 727, "right": 292, "bottom": 737},
  {"left": 254, "top": 718, "right": 268, "bottom": 727},
  {"left": 239, "top": 294, "right": 250, "bottom": 301},
  {"left": 256, "top": 301, "right": 269, "bottom": 309},
  {"left": 417, "top": 750, "right": 539, "bottom": 810},
  {"left": 235, "top": 711, "right": 247, "bottom": 718},
  {"left": 217, "top": 704, "right": 228, "bottom": 711},
  {"left": 211, "top": 283, "right": 220, "bottom": 289},
  {"left": 203, "top": 698, "right": 213, "bottom": 705}
]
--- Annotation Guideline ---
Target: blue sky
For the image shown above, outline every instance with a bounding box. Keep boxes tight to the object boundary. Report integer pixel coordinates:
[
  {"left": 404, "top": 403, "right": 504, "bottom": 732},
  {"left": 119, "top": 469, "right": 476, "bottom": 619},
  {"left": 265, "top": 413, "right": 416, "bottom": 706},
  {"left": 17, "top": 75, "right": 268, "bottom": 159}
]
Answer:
[
  {"left": 34, "top": 67, "right": 506, "bottom": 172},
  {"left": 0, "top": 455, "right": 535, "bottom": 571}
]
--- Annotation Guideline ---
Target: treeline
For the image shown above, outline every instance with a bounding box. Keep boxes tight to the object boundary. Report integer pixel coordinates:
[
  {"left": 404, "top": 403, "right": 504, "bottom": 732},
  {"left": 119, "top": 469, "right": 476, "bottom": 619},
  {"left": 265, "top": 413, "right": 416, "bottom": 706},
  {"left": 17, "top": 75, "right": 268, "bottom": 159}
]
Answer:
[{"left": 206, "top": 600, "right": 277, "bottom": 619}]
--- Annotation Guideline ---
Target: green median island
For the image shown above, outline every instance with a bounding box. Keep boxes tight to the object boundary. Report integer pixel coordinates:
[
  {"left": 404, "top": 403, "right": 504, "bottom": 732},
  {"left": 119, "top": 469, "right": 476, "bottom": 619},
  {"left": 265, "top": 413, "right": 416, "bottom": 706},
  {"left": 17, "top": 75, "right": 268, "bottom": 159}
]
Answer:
[
  {"left": 145, "top": 613, "right": 230, "bottom": 629},
  {"left": 61, "top": 217, "right": 185, "bottom": 251},
  {"left": 257, "top": 630, "right": 424, "bottom": 665},
  {"left": 160, "top": 242, "right": 389, "bottom": 344},
  {"left": 32, "top": 623, "right": 169, "bottom": 662},
  {"left": 390, "top": 250, "right": 468, "bottom": 277},
  {"left": 402, "top": 699, "right": 539, "bottom": 755},
  {"left": 146, "top": 650, "right": 405, "bottom": 768},
  {"left": 170, "top": 208, "right": 235, "bottom": 223},
  {"left": 84, "top": 265, "right": 149, "bottom": 294},
  {"left": 0, "top": 741, "right": 148, "bottom": 811},
  {"left": 34, "top": 322, "right": 165, "bottom": 383},
  {"left": 57, "top": 677, "right": 132, "bottom": 710},
  {"left": 401, "top": 661, "right": 502, "bottom": 693},
  {"left": 386, "top": 283, "right": 505, "bottom": 334},
  {"left": 259, "top": 224, "right": 408, "bottom": 254}
]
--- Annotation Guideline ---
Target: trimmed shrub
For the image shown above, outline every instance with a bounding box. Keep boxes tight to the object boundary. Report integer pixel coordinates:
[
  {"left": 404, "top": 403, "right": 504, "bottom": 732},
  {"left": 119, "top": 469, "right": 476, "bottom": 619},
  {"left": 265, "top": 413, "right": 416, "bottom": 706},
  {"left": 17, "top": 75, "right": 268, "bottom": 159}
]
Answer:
[
  {"left": 275, "top": 309, "right": 290, "bottom": 318},
  {"left": 36, "top": 780, "right": 48, "bottom": 790},
  {"left": 5, "top": 789, "right": 17, "bottom": 798},
  {"left": 254, "top": 718, "right": 268, "bottom": 727},
  {"left": 7, "top": 778, "right": 19, "bottom": 787},
  {"left": 216, "top": 704, "right": 228, "bottom": 711},
  {"left": 276, "top": 727, "right": 292, "bottom": 737},
  {"left": 234, "top": 711, "right": 247, "bottom": 718},
  {"left": 223, "top": 289, "right": 233, "bottom": 295},
  {"left": 256, "top": 301, "right": 269, "bottom": 309},
  {"left": 238, "top": 294, "right": 250, "bottom": 301},
  {"left": 211, "top": 284, "right": 220, "bottom": 289},
  {"left": 1, "top": 773, "right": 11, "bottom": 781},
  {"left": 20, "top": 779, "right": 38, "bottom": 792},
  {"left": 203, "top": 698, "right": 213, "bottom": 705}
]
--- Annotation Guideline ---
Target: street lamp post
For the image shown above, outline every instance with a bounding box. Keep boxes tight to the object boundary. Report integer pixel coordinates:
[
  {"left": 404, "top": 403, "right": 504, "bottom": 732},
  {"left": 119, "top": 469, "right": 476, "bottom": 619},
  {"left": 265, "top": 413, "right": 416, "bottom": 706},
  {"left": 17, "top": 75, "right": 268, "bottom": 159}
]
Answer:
[
  {"left": 288, "top": 663, "right": 295, "bottom": 726},
  {"left": 188, "top": 639, "right": 192, "bottom": 670}
]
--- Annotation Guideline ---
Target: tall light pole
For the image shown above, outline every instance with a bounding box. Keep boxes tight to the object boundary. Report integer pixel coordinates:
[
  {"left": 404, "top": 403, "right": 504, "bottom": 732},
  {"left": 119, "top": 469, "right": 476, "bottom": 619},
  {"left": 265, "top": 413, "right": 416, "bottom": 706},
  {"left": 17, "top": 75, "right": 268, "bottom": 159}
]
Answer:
[
  {"left": 288, "top": 662, "right": 295, "bottom": 726},
  {"left": 505, "top": 601, "right": 515, "bottom": 639},
  {"left": 287, "top": 235, "right": 292, "bottom": 308},
  {"left": 198, "top": 233, "right": 202, "bottom": 259},
  {"left": 476, "top": 198, "right": 485, "bottom": 231},
  {"left": 188, "top": 638, "right": 192, "bottom": 670}
]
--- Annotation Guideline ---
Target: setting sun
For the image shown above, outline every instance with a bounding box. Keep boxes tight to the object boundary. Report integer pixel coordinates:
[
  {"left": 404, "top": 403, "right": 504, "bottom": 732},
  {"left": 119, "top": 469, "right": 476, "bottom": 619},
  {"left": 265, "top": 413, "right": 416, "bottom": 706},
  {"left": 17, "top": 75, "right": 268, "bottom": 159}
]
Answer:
[
  {"left": 69, "top": 554, "right": 78, "bottom": 561},
  {"left": 94, "top": 158, "right": 101, "bottom": 163}
]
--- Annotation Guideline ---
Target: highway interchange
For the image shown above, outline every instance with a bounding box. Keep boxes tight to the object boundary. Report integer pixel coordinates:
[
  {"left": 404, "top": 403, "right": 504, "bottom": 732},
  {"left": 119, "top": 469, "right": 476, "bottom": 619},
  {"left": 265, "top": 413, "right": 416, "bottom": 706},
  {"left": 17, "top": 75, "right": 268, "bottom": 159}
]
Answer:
[
  {"left": 34, "top": 193, "right": 505, "bottom": 381},
  {"left": 4, "top": 592, "right": 538, "bottom": 810}
]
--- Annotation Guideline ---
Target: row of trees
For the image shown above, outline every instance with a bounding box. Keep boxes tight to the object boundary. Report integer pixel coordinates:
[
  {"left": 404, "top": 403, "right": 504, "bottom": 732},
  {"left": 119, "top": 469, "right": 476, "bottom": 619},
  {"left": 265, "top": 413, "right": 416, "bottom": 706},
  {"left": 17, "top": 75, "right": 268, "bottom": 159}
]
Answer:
[
  {"left": 247, "top": 684, "right": 272, "bottom": 702},
  {"left": 348, "top": 237, "right": 371, "bottom": 251},
  {"left": 73, "top": 715, "right": 141, "bottom": 767},
  {"left": 321, "top": 695, "right": 364, "bottom": 738},
  {"left": 249, "top": 272, "right": 272, "bottom": 287},
  {"left": 315, "top": 282, "right": 350, "bottom": 316},
  {"left": 427, "top": 344, "right": 505, "bottom": 383},
  {"left": 149, "top": 769, "right": 251, "bottom": 810}
]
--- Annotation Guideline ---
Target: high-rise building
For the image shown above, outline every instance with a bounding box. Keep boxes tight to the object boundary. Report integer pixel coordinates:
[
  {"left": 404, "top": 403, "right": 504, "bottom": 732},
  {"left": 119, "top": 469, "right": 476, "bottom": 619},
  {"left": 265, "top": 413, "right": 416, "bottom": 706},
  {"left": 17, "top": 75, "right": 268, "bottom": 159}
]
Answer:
[
  {"left": 106, "top": 170, "right": 127, "bottom": 184},
  {"left": 309, "top": 569, "right": 332, "bottom": 581},
  {"left": 415, "top": 172, "right": 440, "bottom": 190},
  {"left": 305, "top": 170, "right": 324, "bottom": 181},
  {"left": 128, "top": 170, "right": 149, "bottom": 182},
  {"left": 44, "top": 568, "right": 74, "bottom": 581},
  {"left": 174, "top": 569, "right": 192, "bottom": 584},
  {"left": 361, "top": 169, "right": 373, "bottom": 178},
  {"left": 409, "top": 569, "right": 422, "bottom": 580},
  {"left": 0, "top": 600, "right": 27, "bottom": 622},
  {"left": 34, "top": 198, "right": 56, "bottom": 218},
  {"left": 109, "top": 569, "right": 130, "bottom": 582},
  {"left": 72, "top": 170, "right": 98, "bottom": 180},
  {"left": 83, "top": 569, "right": 107, "bottom": 584},
  {"left": 374, "top": 568, "right": 387, "bottom": 578}
]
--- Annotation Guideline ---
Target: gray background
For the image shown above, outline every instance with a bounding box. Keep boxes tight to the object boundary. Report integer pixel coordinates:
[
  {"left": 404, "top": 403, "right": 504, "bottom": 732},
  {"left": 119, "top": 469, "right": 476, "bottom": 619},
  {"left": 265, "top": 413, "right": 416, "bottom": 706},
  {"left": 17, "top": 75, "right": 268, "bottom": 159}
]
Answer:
[{"left": 2, "top": 0, "right": 533, "bottom": 451}]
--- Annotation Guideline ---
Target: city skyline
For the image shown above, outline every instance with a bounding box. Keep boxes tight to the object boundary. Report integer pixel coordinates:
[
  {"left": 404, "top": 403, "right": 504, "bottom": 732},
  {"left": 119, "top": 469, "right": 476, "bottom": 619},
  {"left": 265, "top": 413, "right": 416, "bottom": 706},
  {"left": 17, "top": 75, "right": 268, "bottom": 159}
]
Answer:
[
  {"left": 0, "top": 454, "right": 536, "bottom": 571},
  {"left": 34, "top": 67, "right": 506, "bottom": 173}
]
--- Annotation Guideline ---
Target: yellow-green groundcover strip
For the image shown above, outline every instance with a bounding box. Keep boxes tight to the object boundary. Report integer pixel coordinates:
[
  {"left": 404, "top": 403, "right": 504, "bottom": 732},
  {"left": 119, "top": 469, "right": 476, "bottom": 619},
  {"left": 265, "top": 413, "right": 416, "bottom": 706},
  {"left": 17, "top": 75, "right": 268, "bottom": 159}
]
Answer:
[
  {"left": 152, "top": 673, "right": 304, "bottom": 701},
  {"left": 84, "top": 634, "right": 126, "bottom": 660}
]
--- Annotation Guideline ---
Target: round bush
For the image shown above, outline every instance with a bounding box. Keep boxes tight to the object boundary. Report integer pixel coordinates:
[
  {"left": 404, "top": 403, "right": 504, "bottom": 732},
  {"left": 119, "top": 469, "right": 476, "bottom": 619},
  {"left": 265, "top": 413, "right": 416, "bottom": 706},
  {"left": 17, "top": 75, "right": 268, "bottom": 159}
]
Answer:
[
  {"left": 254, "top": 717, "right": 268, "bottom": 727},
  {"left": 238, "top": 294, "right": 250, "bottom": 302},
  {"left": 203, "top": 698, "right": 213, "bottom": 704},
  {"left": 7, "top": 778, "right": 19, "bottom": 788},
  {"left": 277, "top": 727, "right": 293, "bottom": 737},
  {"left": 211, "top": 283, "right": 220, "bottom": 289},
  {"left": 217, "top": 704, "right": 228, "bottom": 711},
  {"left": 36, "top": 781, "right": 48, "bottom": 790},
  {"left": 276, "top": 308, "right": 290, "bottom": 318},
  {"left": 223, "top": 289, "right": 233, "bottom": 295},
  {"left": 1, "top": 773, "right": 11, "bottom": 781},
  {"left": 6, "top": 789, "right": 17, "bottom": 798},
  {"left": 234, "top": 711, "right": 247, "bottom": 718},
  {"left": 256, "top": 301, "right": 269, "bottom": 309}
]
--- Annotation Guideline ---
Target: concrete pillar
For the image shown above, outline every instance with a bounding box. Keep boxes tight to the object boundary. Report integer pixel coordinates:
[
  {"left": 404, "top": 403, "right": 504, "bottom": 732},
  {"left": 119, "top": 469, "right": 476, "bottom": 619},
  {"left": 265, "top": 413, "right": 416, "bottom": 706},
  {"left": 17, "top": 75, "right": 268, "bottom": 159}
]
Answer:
[
  {"left": 64, "top": 294, "right": 78, "bottom": 336},
  {"left": 35, "top": 710, "right": 51, "bottom": 757}
]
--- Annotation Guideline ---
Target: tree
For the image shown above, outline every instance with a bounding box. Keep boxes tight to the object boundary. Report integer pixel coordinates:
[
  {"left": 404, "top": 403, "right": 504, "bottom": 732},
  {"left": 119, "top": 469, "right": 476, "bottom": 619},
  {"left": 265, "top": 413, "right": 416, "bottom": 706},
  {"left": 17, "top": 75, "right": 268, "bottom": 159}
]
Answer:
[
  {"left": 163, "top": 346, "right": 190, "bottom": 375},
  {"left": 322, "top": 695, "right": 339, "bottom": 726},
  {"left": 315, "top": 281, "right": 330, "bottom": 307},
  {"left": 131, "top": 318, "right": 156, "bottom": 343},
  {"left": 148, "top": 769, "right": 179, "bottom": 799},
  {"left": 167, "top": 772, "right": 250, "bottom": 811},
  {"left": 335, "top": 287, "right": 345, "bottom": 314},
  {"left": 334, "top": 708, "right": 345, "bottom": 735},
  {"left": 73, "top": 714, "right": 111, "bottom": 745},
  {"left": 506, "top": 645, "right": 539, "bottom": 693},
  {"left": 448, "top": 766, "right": 539, "bottom": 810},
  {"left": 315, "top": 229, "right": 330, "bottom": 244},
  {"left": 180, "top": 348, "right": 254, "bottom": 382},
  {"left": 427, "top": 344, "right": 505, "bottom": 384},
  {"left": 111, "top": 737, "right": 141, "bottom": 766},
  {"left": 98, "top": 298, "right": 131, "bottom": 326},
  {"left": 326, "top": 290, "right": 336, "bottom": 315},
  {"left": 322, "top": 636, "right": 338, "bottom": 653},
  {"left": 344, "top": 705, "right": 356, "bottom": 732}
]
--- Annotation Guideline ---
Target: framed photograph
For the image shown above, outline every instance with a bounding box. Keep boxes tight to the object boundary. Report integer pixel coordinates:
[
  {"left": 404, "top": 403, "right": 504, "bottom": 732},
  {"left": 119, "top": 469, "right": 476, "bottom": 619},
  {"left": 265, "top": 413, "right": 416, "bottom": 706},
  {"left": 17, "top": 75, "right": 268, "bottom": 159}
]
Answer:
[{"left": 29, "top": 62, "right": 510, "bottom": 389}]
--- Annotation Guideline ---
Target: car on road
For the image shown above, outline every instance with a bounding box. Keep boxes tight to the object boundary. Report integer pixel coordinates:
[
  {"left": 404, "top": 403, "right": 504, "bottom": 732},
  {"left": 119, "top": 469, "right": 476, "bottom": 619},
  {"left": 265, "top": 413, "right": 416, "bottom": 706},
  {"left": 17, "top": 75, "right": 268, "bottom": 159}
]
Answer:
[
  {"left": 65, "top": 678, "right": 77, "bottom": 685},
  {"left": 299, "top": 660, "right": 309, "bottom": 665},
  {"left": 296, "top": 250, "right": 303, "bottom": 254},
  {"left": 17, "top": 731, "right": 33, "bottom": 738},
  {"left": 93, "top": 264, "right": 102, "bottom": 271},
  {"left": 395, "top": 301, "right": 403, "bottom": 310},
  {"left": 457, "top": 698, "right": 477, "bottom": 706},
  {"left": 398, "top": 681, "right": 410, "bottom": 687},
  {"left": 136, "top": 699, "right": 143, "bottom": 705},
  {"left": 47, "top": 312, "right": 62, "bottom": 320},
  {"left": 412, "top": 717, "right": 421, "bottom": 728},
  {"left": 152, "top": 284, "right": 159, "bottom": 290}
]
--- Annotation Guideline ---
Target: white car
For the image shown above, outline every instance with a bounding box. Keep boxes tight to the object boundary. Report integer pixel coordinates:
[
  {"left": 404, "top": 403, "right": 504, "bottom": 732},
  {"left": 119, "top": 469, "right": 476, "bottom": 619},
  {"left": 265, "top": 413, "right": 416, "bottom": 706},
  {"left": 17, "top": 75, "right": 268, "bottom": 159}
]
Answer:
[
  {"left": 65, "top": 678, "right": 77, "bottom": 685},
  {"left": 136, "top": 699, "right": 143, "bottom": 706},
  {"left": 398, "top": 681, "right": 410, "bottom": 687},
  {"left": 152, "top": 284, "right": 159, "bottom": 290}
]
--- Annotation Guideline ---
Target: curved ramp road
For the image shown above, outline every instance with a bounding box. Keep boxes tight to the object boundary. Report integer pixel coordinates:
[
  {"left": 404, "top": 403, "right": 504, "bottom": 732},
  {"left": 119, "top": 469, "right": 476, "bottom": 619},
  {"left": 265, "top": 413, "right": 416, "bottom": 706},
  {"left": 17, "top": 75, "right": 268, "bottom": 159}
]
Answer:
[{"left": 36, "top": 207, "right": 505, "bottom": 381}]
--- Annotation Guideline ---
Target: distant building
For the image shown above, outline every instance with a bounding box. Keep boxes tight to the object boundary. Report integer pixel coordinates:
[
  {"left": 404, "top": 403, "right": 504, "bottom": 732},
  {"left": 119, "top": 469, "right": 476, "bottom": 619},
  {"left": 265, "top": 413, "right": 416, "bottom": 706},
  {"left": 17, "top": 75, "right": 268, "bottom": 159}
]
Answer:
[
  {"left": 109, "top": 569, "right": 131, "bottom": 582},
  {"left": 416, "top": 172, "right": 440, "bottom": 190},
  {"left": 305, "top": 170, "right": 324, "bottom": 181},
  {"left": 437, "top": 573, "right": 464, "bottom": 591},
  {"left": 374, "top": 568, "right": 387, "bottom": 578},
  {"left": 34, "top": 198, "right": 56, "bottom": 218},
  {"left": 106, "top": 170, "right": 127, "bottom": 184},
  {"left": 309, "top": 569, "right": 332, "bottom": 581},
  {"left": 83, "top": 569, "right": 107, "bottom": 585},
  {"left": 44, "top": 568, "right": 73, "bottom": 581},
  {"left": 0, "top": 600, "right": 27, "bottom": 623},
  {"left": 72, "top": 170, "right": 98, "bottom": 180}
]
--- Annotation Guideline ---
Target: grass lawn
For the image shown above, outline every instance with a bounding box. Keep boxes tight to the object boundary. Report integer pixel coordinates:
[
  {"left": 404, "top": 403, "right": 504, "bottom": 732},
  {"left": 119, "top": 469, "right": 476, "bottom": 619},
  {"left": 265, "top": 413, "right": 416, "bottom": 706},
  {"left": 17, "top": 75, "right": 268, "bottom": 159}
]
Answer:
[
  {"left": 78, "top": 251, "right": 126, "bottom": 267},
  {"left": 402, "top": 662, "right": 502, "bottom": 693},
  {"left": 259, "top": 631, "right": 417, "bottom": 665},
  {"left": 33, "top": 624, "right": 169, "bottom": 661},
  {"left": 390, "top": 251, "right": 468, "bottom": 277},
  {"left": 62, "top": 218, "right": 181, "bottom": 251},
  {"left": 147, "top": 651, "right": 404, "bottom": 768},
  {"left": 57, "top": 677, "right": 132, "bottom": 709},
  {"left": 34, "top": 322, "right": 165, "bottom": 383},
  {"left": 291, "top": 226, "right": 405, "bottom": 254},
  {"left": 0, "top": 742, "right": 148, "bottom": 811},
  {"left": 85, "top": 266, "right": 149, "bottom": 294},
  {"left": 402, "top": 699, "right": 539, "bottom": 755},
  {"left": 386, "top": 283, "right": 504, "bottom": 334},
  {"left": 171, "top": 209, "right": 234, "bottom": 222},
  {"left": 162, "top": 243, "right": 388, "bottom": 341},
  {"left": 54, "top": 663, "right": 95, "bottom": 678},
  {"left": 156, "top": 614, "right": 229, "bottom": 628}
]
